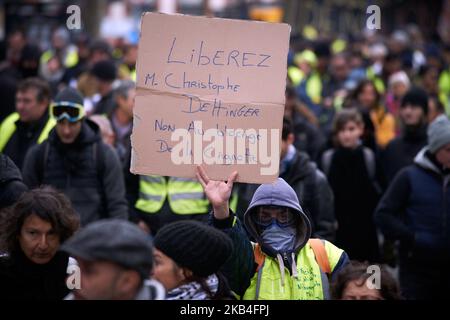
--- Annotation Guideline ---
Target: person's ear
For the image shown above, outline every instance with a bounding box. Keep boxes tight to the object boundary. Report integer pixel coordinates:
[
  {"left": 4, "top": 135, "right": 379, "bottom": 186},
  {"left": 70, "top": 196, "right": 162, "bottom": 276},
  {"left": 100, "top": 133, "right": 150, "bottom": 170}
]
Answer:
[
  {"left": 117, "top": 270, "right": 141, "bottom": 296},
  {"left": 182, "top": 268, "right": 193, "bottom": 279},
  {"left": 39, "top": 98, "right": 49, "bottom": 112}
]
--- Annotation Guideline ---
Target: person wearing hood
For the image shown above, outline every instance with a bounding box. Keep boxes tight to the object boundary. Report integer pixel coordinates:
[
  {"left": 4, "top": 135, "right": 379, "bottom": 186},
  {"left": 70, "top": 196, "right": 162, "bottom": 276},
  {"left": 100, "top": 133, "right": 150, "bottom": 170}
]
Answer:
[
  {"left": 22, "top": 87, "right": 128, "bottom": 226},
  {"left": 375, "top": 114, "right": 450, "bottom": 299},
  {"left": 196, "top": 166, "right": 349, "bottom": 300},
  {"left": 382, "top": 87, "right": 429, "bottom": 184},
  {"left": 0, "top": 153, "right": 28, "bottom": 210},
  {"left": 236, "top": 118, "right": 336, "bottom": 242}
]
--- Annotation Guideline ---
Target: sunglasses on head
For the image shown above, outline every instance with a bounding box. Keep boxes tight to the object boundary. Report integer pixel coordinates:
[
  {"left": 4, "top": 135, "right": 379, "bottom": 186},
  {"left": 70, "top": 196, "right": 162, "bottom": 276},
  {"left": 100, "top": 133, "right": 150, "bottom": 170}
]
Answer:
[{"left": 50, "top": 102, "right": 85, "bottom": 122}]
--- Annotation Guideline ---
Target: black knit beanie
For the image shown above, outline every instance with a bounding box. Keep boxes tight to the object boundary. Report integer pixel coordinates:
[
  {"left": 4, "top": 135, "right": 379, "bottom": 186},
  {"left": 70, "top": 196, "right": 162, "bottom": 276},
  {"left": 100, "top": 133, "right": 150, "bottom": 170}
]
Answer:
[
  {"left": 153, "top": 220, "right": 233, "bottom": 277},
  {"left": 54, "top": 87, "right": 84, "bottom": 106},
  {"left": 401, "top": 87, "right": 429, "bottom": 115},
  {"left": 90, "top": 60, "right": 117, "bottom": 82}
]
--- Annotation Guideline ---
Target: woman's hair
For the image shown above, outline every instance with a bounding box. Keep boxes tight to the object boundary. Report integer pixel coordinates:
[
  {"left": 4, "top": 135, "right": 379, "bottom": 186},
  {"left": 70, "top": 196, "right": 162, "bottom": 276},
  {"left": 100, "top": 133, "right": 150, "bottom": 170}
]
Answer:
[
  {"left": 0, "top": 186, "right": 80, "bottom": 254},
  {"left": 332, "top": 108, "right": 364, "bottom": 136},
  {"left": 429, "top": 94, "right": 445, "bottom": 114},
  {"left": 331, "top": 261, "right": 402, "bottom": 300},
  {"left": 349, "top": 79, "right": 381, "bottom": 110}
]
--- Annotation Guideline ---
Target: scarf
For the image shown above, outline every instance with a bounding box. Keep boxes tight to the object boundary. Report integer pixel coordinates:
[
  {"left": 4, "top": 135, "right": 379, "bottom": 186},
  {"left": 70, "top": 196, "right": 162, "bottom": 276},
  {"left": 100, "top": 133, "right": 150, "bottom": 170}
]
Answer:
[{"left": 166, "top": 274, "right": 219, "bottom": 300}]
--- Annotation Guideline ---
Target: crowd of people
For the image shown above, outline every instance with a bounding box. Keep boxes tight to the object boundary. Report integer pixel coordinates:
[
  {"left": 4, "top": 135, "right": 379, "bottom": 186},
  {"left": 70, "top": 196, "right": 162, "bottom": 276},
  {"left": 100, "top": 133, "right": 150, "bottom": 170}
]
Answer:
[{"left": 1, "top": 20, "right": 450, "bottom": 300}]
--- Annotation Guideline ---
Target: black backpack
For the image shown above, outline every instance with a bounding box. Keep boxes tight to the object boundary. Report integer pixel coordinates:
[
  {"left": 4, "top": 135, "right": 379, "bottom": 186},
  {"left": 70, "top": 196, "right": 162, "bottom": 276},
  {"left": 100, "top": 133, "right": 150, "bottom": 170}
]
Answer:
[{"left": 321, "top": 147, "right": 382, "bottom": 195}]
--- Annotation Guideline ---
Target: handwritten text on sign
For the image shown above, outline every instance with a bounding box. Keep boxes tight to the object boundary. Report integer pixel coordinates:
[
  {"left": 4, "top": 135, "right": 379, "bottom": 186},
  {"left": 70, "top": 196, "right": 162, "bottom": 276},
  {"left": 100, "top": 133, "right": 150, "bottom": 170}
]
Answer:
[{"left": 131, "top": 13, "right": 290, "bottom": 183}]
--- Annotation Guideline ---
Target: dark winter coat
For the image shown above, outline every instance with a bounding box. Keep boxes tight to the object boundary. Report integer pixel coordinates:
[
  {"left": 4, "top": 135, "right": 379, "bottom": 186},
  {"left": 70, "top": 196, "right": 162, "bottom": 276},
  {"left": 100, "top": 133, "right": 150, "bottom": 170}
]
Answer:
[
  {"left": 382, "top": 125, "right": 427, "bottom": 184},
  {"left": 0, "top": 153, "right": 27, "bottom": 209},
  {"left": 22, "top": 119, "right": 128, "bottom": 226},
  {"left": 375, "top": 148, "right": 450, "bottom": 262},
  {"left": 1, "top": 112, "right": 51, "bottom": 169},
  {"left": 321, "top": 145, "right": 381, "bottom": 262},
  {"left": 0, "top": 250, "right": 70, "bottom": 300}
]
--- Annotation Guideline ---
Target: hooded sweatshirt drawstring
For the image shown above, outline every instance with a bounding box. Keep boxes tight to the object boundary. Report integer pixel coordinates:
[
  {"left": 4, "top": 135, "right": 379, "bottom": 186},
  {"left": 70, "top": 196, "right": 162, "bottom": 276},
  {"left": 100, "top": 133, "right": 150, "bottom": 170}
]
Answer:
[
  {"left": 276, "top": 253, "right": 285, "bottom": 287},
  {"left": 276, "top": 252, "right": 299, "bottom": 286},
  {"left": 291, "top": 252, "right": 298, "bottom": 279}
]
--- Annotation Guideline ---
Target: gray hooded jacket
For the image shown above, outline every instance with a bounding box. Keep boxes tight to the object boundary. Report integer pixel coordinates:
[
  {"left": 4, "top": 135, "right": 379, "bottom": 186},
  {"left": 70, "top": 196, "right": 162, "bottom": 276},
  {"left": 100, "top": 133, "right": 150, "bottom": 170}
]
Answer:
[{"left": 244, "top": 178, "right": 312, "bottom": 259}]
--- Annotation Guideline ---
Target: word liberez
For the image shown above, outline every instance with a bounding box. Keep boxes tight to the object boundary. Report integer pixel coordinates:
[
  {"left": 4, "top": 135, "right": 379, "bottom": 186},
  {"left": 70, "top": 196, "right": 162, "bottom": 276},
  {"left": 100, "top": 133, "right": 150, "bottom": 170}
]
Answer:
[{"left": 167, "top": 37, "right": 272, "bottom": 68}]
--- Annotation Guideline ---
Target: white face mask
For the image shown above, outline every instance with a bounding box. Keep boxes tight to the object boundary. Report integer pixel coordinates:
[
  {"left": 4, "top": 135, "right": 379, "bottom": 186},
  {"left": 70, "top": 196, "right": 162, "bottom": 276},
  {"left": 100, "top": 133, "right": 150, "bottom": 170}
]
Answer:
[{"left": 261, "top": 223, "right": 296, "bottom": 253}]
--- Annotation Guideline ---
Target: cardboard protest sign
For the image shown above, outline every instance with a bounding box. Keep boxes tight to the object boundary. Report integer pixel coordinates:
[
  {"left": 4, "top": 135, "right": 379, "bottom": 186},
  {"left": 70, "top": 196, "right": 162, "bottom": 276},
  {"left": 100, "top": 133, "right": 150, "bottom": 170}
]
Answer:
[{"left": 131, "top": 12, "right": 290, "bottom": 183}]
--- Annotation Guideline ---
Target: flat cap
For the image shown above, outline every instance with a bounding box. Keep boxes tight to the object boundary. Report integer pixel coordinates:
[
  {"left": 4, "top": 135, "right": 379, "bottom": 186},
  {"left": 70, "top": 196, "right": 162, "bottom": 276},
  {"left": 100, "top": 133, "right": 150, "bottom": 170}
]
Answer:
[{"left": 60, "top": 219, "right": 153, "bottom": 279}]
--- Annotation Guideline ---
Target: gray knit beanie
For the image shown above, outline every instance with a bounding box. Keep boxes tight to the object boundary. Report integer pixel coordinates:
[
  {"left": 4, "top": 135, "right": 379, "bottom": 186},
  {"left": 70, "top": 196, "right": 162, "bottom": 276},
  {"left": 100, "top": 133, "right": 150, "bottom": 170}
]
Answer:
[{"left": 428, "top": 114, "right": 450, "bottom": 153}]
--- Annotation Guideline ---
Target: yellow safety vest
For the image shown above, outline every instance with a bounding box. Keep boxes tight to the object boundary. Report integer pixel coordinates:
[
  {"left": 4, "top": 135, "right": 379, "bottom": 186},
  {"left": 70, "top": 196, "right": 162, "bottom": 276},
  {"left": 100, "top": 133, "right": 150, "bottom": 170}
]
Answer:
[
  {"left": 119, "top": 64, "right": 137, "bottom": 82},
  {"left": 135, "top": 175, "right": 238, "bottom": 215},
  {"left": 438, "top": 69, "right": 450, "bottom": 116},
  {"left": 243, "top": 240, "right": 344, "bottom": 300},
  {"left": 288, "top": 66, "right": 304, "bottom": 87},
  {"left": 0, "top": 112, "right": 56, "bottom": 152},
  {"left": 41, "top": 48, "right": 79, "bottom": 69},
  {"left": 287, "top": 67, "right": 322, "bottom": 105},
  {"left": 366, "top": 67, "right": 385, "bottom": 94},
  {"left": 305, "top": 72, "right": 322, "bottom": 105}
]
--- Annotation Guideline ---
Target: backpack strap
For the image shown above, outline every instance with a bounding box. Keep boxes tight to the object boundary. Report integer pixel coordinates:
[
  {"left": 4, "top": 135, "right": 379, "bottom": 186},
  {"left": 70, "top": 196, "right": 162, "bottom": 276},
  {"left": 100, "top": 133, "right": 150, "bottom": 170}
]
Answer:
[
  {"left": 362, "top": 147, "right": 382, "bottom": 194},
  {"left": 93, "top": 141, "right": 106, "bottom": 179},
  {"left": 252, "top": 243, "right": 266, "bottom": 300},
  {"left": 362, "top": 147, "right": 376, "bottom": 181},
  {"left": 321, "top": 149, "right": 334, "bottom": 177},
  {"left": 253, "top": 243, "right": 265, "bottom": 272},
  {"left": 308, "top": 238, "right": 331, "bottom": 274},
  {"left": 93, "top": 141, "right": 107, "bottom": 218}
]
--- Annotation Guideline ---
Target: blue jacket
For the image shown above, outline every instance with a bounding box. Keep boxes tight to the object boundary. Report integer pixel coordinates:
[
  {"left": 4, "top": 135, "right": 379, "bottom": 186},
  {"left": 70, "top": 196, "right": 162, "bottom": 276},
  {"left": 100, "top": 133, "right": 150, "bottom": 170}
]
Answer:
[{"left": 375, "top": 147, "right": 450, "bottom": 260}]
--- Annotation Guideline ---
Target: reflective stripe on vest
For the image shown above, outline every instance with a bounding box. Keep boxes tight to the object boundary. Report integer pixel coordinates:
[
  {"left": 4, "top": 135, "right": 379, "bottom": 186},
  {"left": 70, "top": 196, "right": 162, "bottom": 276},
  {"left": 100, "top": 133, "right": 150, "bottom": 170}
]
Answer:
[
  {"left": 167, "top": 177, "right": 209, "bottom": 214},
  {"left": 138, "top": 192, "right": 163, "bottom": 202},
  {"left": 0, "top": 112, "right": 55, "bottom": 152},
  {"left": 243, "top": 240, "right": 343, "bottom": 300}
]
